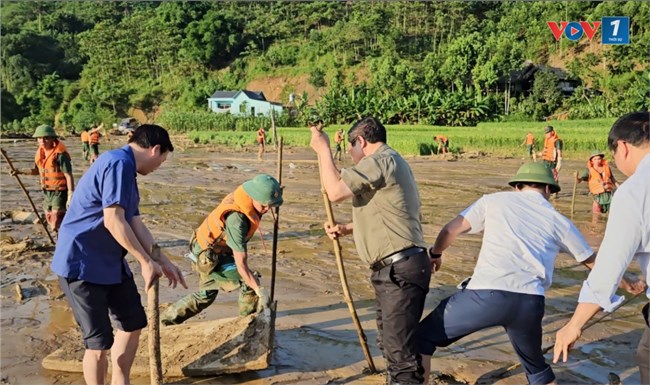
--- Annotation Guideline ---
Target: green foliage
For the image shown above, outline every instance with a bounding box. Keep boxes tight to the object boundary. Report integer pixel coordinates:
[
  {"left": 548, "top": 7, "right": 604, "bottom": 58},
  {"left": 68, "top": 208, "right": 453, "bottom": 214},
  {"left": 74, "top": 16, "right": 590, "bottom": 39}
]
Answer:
[
  {"left": 1, "top": 1, "right": 648, "bottom": 133},
  {"left": 158, "top": 109, "right": 297, "bottom": 133}
]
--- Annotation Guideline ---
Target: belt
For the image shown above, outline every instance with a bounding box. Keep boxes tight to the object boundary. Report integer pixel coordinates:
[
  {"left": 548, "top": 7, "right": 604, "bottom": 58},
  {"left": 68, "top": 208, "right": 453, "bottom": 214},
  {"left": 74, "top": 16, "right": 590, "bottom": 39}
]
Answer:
[{"left": 371, "top": 246, "right": 427, "bottom": 272}]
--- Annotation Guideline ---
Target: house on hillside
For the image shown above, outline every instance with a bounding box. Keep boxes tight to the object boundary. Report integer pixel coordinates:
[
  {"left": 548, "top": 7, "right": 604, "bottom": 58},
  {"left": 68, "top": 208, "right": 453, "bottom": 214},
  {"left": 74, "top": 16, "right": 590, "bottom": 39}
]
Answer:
[
  {"left": 207, "top": 90, "right": 284, "bottom": 116},
  {"left": 500, "top": 61, "right": 581, "bottom": 97}
]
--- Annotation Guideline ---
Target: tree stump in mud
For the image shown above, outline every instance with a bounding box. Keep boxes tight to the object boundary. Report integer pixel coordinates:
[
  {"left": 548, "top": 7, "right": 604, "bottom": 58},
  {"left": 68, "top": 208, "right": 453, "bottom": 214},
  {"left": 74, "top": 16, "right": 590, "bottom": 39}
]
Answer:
[{"left": 42, "top": 303, "right": 276, "bottom": 378}]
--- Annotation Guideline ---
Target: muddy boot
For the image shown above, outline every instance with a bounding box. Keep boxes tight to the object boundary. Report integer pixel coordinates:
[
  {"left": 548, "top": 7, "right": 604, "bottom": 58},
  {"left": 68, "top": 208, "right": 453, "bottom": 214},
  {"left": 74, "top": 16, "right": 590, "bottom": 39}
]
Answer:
[
  {"left": 238, "top": 284, "right": 258, "bottom": 316},
  {"left": 161, "top": 290, "right": 218, "bottom": 325}
]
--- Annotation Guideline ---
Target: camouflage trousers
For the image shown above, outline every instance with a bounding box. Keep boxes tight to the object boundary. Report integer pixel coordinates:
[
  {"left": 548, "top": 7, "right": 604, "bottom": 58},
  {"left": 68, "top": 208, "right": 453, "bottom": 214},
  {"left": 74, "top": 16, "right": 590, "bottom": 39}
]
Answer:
[{"left": 161, "top": 256, "right": 258, "bottom": 325}]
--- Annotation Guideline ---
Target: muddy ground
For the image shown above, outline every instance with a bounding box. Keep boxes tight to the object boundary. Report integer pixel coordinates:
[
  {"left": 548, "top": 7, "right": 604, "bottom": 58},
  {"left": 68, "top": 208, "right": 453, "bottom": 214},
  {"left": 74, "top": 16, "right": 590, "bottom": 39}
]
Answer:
[{"left": 0, "top": 134, "right": 646, "bottom": 385}]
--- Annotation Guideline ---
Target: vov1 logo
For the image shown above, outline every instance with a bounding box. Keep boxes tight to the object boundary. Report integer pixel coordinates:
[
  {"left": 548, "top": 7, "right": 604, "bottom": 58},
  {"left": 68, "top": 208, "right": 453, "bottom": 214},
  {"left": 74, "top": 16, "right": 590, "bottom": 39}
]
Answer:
[{"left": 547, "top": 17, "right": 629, "bottom": 45}]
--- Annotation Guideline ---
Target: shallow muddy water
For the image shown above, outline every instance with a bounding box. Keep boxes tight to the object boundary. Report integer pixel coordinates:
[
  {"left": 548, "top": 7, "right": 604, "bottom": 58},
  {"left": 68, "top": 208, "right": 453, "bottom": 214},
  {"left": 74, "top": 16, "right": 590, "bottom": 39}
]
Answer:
[{"left": 0, "top": 135, "right": 645, "bottom": 385}]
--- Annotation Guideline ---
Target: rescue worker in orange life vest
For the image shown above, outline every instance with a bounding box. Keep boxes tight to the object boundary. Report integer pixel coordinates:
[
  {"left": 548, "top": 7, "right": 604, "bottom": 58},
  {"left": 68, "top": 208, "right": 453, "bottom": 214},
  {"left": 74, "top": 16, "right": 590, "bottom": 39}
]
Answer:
[
  {"left": 577, "top": 150, "right": 620, "bottom": 222},
  {"left": 11, "top": 124, "right": 74, "bottom": 232},
  {"left": 542, "top": 126, "right": 563, "bottom": 177},
  {"left": 161, "top": 174, "right": 283, "bottom": 325}
]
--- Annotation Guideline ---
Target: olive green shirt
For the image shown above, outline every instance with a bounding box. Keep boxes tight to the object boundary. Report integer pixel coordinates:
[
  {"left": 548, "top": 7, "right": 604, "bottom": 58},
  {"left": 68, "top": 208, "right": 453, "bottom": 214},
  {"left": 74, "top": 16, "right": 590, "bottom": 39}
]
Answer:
[
  {"left": 340, "top": 144, "right": 425, "bottom": 265},
  {"left": 224, "top": 211, "right": 250, "bottom": 253}
]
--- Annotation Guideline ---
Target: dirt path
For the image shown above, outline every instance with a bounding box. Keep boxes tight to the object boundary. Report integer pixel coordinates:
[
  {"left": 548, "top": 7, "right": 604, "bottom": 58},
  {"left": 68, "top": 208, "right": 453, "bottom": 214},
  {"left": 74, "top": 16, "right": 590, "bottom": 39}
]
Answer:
[{"left": 0, "top": 135, "right": 645, "bottom": 384}]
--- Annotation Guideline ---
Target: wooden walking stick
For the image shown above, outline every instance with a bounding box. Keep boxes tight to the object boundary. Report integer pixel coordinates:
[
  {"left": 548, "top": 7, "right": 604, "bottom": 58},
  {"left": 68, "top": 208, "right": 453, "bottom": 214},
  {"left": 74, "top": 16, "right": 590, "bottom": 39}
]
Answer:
[
  {"left": 314, "top": 134, "right": 377, "bottom": 373},
  {"left": 270, "top": 136, "right": 283, "bottom": 301},
  {"left": 571, "top": 170, "right": 579, "bottom": 220},
  {"left": 1, "top": 148, "right": 56, "bottom": 245},
  {"left": 147, "top": 244, "right": 163, "bottom": 385}
]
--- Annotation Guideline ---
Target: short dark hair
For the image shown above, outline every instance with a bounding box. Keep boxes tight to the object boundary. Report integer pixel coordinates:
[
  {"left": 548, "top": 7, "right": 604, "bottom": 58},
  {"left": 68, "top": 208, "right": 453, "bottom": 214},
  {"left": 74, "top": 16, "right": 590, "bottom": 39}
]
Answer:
[
  {"left": 347, "top": 116, "right": 387, "bottom": 144},
  {"left": 513, "top": 182, "right": 555, "bottom": 193},
  {"left": 608, "top": 111, "right": 650, "bottom": 151},
  {"left": 128, "top": 124, "right": 174, "bottom": 153}
]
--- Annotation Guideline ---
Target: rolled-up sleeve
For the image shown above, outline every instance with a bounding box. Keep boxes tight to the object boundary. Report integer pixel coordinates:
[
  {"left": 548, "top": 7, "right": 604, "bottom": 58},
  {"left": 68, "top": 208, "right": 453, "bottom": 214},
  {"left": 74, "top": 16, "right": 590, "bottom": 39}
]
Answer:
[{"left": 578, "top": 186, "right": 641, "bottom": 312}]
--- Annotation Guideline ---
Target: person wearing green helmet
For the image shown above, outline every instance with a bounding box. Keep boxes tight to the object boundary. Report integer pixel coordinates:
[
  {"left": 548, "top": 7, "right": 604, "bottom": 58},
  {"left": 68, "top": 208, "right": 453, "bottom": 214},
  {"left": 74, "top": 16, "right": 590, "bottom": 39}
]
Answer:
[
  {"left": 162, "top": 173, "right": 283, "bottom": 325},
  {"left": 415, "top": 162, "right": 598, "bottom": 385},
  {"left": 12, "top": 124, "right": 74, "bottom": 232},
  {"left": 577, "top": 150, "right": 620, "bottom": 223}
]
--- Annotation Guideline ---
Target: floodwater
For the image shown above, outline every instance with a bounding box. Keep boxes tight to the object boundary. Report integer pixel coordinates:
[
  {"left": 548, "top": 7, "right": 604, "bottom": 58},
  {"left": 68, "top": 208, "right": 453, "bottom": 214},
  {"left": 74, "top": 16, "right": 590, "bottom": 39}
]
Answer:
[{"left": 0, "top": 134, "right": 645, "bottom": 385}]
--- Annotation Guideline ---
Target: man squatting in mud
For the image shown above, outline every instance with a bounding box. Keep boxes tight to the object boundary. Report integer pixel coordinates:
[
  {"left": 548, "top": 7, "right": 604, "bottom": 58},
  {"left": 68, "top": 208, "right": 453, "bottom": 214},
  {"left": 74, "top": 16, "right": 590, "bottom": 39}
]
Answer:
[{"left": 311, "top": 116, "right": 432, "bottom": 385}]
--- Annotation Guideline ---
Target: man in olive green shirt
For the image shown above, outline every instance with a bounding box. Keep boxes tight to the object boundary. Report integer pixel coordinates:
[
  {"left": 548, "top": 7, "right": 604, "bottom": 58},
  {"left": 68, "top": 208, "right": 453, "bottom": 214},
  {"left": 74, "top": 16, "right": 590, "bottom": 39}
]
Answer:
[{"left": 310, "top": 116, "right": 432, "bottom": 385}]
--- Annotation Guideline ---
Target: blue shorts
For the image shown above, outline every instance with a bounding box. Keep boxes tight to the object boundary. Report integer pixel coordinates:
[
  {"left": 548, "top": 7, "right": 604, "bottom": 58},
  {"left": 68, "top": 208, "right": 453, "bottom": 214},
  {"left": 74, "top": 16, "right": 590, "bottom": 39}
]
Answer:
[
  {"left": 416, "top": 289, "right": 555, "bottom": 385},
  {"left": 59, "top": 274, "right": 147, "bottom": 350}
]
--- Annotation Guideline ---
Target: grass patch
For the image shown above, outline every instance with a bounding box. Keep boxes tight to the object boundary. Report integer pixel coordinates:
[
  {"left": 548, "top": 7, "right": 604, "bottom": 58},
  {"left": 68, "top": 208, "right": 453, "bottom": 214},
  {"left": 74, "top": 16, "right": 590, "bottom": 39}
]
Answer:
[{"left": 187, "top": 118, "right": 617, "bottom": 160}]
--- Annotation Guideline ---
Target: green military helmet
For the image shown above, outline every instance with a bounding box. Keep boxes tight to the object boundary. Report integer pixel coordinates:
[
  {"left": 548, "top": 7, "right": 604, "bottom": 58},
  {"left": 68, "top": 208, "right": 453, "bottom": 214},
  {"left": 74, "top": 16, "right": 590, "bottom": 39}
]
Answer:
[
  {"left": 589, "top": 150, "right": 605, "bottom": 160},
  {"left": 544, "top": 125, "right": 554, "bottom": 134},
  {"left": 242, "top": 174, "right": 284, "bottom": 207},
  {"left": 508, "top": 162, "right": 561, "bottom": 193},
  {"left": 32, "top": 124, "right": 57, "bottom": 138}
]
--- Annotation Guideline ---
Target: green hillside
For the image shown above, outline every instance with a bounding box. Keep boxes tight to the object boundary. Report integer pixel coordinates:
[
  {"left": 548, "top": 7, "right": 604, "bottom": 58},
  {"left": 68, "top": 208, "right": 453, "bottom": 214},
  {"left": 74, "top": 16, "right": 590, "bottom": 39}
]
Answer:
[{"left": 1, "top": 1, "right": 648, "bottom": 133}]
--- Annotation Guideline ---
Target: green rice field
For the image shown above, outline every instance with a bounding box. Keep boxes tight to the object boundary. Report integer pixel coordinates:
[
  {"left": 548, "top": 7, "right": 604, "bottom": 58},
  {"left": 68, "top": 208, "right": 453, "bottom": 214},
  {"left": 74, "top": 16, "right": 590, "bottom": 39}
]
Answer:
[{"left": 186, "top": 118, "right": 617, "bottom": 160}]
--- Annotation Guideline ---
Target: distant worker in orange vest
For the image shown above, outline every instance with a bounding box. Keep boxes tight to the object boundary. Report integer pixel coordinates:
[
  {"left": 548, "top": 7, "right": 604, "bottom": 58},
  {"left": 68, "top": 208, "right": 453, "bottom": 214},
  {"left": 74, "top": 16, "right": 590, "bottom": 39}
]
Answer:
[
  {"left": 161, "top": 174, "right": 284, "bottom": 325},
  {"left": 434, "top": 135, "right": 449, "bottom": 155},
  {"left": 12, "top": 125, "right": 74, "bottom": 232},
  {"left": 522, "top": 132, "right": 537, "bottom": 162},
  {"left": 577, "top": 151, "right": 619, "bottom": 222},
  {"left": 80, "top": 128, "right": 90, "bottom": 161},
  {"left": 333, "top": 128, "right": 345, "bottom": 161},
  {"left": 256, "top": 127, "right": 266, "bottom": 160},
  {"left": 89, "top": 123, "right": 103, "bottom": 163},
  {"left": 542, "top": 126, "right": 563, "bottom": 181}
]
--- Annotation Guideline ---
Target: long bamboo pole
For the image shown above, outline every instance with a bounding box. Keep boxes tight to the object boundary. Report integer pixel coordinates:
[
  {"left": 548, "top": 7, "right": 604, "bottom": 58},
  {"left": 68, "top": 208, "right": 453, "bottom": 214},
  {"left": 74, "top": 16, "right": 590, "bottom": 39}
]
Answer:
[
  {"left": 570, "top": 170, "right": 579, "bottom": 220},
  {"left": 1, "top": 148, "right": 56, "bottom": 245},
  {"left": 270, "top": 137, "right": 283, "bottom": 301},
  {"left": 315, "top": 142, "right": 376, "bottom": 373},
  {"left": 147, "top": 244, "right": 162, "bottom": 385}
]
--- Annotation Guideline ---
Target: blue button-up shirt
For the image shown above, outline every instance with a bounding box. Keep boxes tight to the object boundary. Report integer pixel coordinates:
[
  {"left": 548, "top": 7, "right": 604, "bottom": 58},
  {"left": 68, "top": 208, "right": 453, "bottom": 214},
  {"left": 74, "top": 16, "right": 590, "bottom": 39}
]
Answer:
[{"left": 51, "top": 145, "right": 140, "bottom": 284}]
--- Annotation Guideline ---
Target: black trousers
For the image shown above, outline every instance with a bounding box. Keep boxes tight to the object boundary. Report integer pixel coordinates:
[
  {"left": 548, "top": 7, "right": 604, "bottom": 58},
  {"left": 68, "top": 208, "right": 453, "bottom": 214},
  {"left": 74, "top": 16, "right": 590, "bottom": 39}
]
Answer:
[{"left": 372, "top": 251, "right": 431, "bottom": 384}]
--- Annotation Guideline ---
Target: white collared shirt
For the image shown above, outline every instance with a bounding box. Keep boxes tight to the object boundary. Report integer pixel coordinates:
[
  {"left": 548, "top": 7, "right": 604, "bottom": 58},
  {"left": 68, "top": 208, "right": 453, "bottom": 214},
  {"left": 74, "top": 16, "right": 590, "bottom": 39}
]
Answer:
[
  {"left": 461, "top": 190, "right": 593, "bottom": 296},
  {"left": 578, "top": 154, "right": 650, "bottom": 311}
]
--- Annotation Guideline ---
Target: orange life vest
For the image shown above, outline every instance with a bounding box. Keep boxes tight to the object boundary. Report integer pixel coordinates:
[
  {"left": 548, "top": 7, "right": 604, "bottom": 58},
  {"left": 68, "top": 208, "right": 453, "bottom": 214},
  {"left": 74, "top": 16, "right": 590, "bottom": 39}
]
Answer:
[
  {"left": 587, "top": 160, "right": 614, "bottom": 195},
  {"left": 35, "top": 141, "right": 69, "bottom": 191},
  {"left": 525, "top": 133, "right": 534, "bottom": 145},
  {"left": 194, "top": 186, "right": 261, "bottom": 253},
  {"left": 89, "top": 131, "right": 100, "bottom": 145},
  {"left": 437, "top": 135, "right": 448, "bottom": 144},
  {"left": 80, "top": 131, "right": 89, "bottom": 143},
  {"left": 256, "top": 129, "right": 265, "bottom": 144},
  {"left": 334, "top": 131, "right": 343, "bottom": 144},
  {"left": 542, "top": 132, "right": 560, "bottom": 162}
]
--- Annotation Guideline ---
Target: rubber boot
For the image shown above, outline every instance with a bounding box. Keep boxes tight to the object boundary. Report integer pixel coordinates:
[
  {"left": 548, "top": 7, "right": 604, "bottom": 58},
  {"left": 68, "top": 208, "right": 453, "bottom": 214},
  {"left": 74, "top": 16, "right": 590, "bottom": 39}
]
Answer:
[
  {"left": 238, "top": 284, "right": 258, "bottom": 316},
  {"left": 161, "top": 290, "right": 218, "bottom": 325}
]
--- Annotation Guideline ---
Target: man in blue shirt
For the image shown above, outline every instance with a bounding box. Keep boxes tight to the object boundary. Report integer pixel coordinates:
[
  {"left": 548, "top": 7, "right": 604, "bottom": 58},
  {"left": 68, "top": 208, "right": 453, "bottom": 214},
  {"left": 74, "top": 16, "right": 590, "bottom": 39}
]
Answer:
[{"left": 51, "top": 124, "right": 187, "bottom": 385}]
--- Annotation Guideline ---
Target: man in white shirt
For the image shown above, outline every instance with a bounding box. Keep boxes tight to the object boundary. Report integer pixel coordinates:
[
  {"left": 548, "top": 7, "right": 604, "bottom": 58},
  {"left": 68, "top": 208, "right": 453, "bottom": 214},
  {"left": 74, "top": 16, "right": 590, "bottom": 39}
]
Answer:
[
  {"left": 554, "top": 111, "right": 649, "bottom": 384},
  {"left": 416, "top": 162, "right": 595, "bottom": 385}
]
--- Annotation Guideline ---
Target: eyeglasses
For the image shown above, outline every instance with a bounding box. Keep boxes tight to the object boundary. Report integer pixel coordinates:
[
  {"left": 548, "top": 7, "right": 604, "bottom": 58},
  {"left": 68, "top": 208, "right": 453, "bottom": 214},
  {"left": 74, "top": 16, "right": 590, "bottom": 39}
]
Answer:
[{"left": 349, "top": 136, "right": 360, "bottom": 147}]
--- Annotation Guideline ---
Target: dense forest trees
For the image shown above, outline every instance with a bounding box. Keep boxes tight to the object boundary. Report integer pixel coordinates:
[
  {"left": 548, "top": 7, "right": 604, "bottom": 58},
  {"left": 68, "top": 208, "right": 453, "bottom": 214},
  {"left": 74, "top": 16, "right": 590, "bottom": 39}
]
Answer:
[{"left": 1, "top": 1, "right": 648, "bottom": 132}]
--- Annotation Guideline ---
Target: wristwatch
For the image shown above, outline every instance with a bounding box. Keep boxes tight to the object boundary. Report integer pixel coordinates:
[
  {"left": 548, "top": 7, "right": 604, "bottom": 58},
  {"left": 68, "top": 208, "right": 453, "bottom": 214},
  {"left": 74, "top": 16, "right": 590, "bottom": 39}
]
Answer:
[{"left": 428, "top": 246, "right": 442, "bottom": 259}]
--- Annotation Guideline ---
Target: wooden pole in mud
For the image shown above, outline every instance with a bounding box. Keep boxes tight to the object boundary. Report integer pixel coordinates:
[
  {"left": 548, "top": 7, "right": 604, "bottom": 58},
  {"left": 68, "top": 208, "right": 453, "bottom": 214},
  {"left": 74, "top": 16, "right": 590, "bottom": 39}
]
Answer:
[
  {"left": 570, "top": 170, "right": 579, "bottom": 220},
  {"left": 313, "top": 127, "right": 377, "bottom": 373},
  {"left": 270, "top": 136, "right": 283, "bottom": 301},
  {"left": 1, "top": 148, "right": 56, "bottom": 245},
  {"left": 147, "top": 244, "right": 163, "bottom": 385}
]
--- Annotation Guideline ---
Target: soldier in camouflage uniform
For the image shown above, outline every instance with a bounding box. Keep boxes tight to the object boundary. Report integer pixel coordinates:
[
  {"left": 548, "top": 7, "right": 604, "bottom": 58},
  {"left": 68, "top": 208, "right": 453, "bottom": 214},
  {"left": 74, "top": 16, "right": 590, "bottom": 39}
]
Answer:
[{"left": 162, "top": 174, "right": 283, "bottom": 324}]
